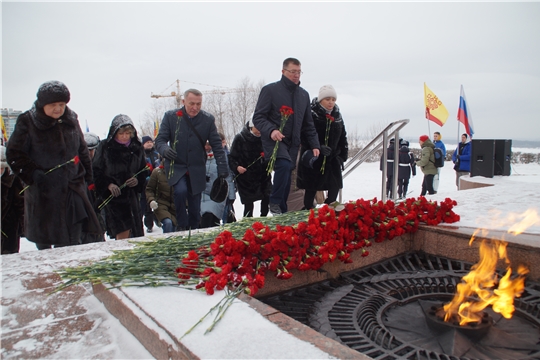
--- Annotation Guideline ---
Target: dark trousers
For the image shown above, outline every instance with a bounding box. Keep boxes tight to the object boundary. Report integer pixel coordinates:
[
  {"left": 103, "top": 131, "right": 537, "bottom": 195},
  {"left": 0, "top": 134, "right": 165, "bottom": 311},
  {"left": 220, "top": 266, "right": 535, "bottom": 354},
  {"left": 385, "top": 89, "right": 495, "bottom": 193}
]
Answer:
[
  {"left": 161, "top": 218, "right": 174, "bottom": 233},
  {"left": 269, "top": 158, "right": 293, "bottom": 213},
  {"left": 386, "top": 176, "right": 394, "bottom": 197},
  {"left": 397, "top": 178, "right": 410, "bottom": 198},
  {"left": 303, "top": 187, "right": 340, "bottom": 210},
  {"left": 243, "top": 195, "right": 270, "bottom": 217},
  {"left": 421, "top": 174, "right": 436, "bottom": 196},
  {"left": 173, "top": 175, "right": 201, "bottom": 230}
]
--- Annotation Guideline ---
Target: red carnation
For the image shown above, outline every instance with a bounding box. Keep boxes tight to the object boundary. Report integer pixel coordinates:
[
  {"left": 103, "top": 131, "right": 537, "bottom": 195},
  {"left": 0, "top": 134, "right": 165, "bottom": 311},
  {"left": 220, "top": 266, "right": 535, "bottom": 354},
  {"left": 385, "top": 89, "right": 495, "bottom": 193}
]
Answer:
[
  {"left": 73, "top": 155, "right": 80, "bottom": 165},
  {"left": 87, "top": 183, "right": 96, "bottom": 191},
  {"left": 176, "top": 110, "right": 183, "bottom": 117}
]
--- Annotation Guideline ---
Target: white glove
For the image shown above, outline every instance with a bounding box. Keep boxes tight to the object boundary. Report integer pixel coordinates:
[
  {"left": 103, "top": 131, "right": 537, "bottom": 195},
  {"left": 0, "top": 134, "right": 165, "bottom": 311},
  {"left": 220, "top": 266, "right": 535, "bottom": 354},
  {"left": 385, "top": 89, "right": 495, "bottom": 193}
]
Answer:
[{"left": 150, "top": 200, "right": 158, "bottom": 211}]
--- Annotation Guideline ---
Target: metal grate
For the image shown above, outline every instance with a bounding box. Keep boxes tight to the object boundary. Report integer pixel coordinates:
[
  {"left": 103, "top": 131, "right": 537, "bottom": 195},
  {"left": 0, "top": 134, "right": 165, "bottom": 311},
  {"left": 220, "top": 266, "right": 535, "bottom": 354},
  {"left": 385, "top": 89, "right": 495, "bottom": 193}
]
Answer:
[{"left": 260, "top": 252, "right": 540, "bottom": 360}]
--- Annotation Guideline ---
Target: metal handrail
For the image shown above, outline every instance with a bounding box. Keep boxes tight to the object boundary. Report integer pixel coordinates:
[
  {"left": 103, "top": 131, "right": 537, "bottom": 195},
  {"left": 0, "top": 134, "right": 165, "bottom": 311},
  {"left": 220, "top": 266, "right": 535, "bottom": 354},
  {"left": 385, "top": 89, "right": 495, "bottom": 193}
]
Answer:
[{"left": 340, "top": 119, "right": 410, "bottom": 203}]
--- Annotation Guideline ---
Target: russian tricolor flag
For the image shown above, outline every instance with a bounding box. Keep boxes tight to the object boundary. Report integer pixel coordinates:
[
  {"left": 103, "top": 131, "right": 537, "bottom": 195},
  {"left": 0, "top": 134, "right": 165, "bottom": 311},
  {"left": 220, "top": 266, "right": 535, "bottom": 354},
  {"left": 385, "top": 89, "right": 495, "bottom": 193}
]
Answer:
[{"left": 457, "top": 85, "right": 474, "bottom": 138}]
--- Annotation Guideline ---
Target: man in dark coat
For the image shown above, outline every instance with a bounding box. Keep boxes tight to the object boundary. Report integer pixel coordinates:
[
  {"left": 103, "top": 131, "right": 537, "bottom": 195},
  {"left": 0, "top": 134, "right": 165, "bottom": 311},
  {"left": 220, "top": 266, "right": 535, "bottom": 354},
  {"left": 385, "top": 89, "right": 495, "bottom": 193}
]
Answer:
[
  {"left": 380, "top": 138, "right": 397, "bottom": 198},
  {"left": 252, "top": 57, "right": 320, "bottom": 215},
  {"left": 155, "top": 88, "right": 228, "bottom": 230},
  {"left": 6, "top": 81, "right": 101, "bottom": 249},
  {"left": 397, "top": 140, "right": 416, "bottom": 199}
]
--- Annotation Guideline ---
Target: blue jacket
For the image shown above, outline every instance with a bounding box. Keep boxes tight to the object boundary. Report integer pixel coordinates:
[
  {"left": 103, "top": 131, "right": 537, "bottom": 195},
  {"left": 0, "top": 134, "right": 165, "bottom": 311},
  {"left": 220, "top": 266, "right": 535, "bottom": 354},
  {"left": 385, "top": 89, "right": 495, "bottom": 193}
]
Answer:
[
  {"left": 253, "top": 75, "right": 320, "bottom": 163},
  {"left": 155, "top": 108, "right": 228, "bottom": 195},
  {"left": 452, "top": 141, "right": 472, "bottom": 172},
  {"left": 433, "top": 140, "right": 447, "bottom": 157}
]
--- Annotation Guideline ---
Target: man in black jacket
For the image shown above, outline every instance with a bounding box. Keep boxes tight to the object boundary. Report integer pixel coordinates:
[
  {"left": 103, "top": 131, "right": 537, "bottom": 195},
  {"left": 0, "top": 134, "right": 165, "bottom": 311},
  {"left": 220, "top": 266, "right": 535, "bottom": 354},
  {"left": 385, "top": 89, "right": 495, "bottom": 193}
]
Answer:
[{"left": 253, "top": 58, "right": 320, "bottom": 215}]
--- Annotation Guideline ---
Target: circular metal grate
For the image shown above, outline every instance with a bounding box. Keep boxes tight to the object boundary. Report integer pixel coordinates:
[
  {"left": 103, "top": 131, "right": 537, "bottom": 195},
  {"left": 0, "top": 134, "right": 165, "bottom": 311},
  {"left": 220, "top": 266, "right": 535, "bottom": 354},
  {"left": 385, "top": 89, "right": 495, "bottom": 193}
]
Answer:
[{"left": 260, "top": 252, "right": 540, "bottom": 360}]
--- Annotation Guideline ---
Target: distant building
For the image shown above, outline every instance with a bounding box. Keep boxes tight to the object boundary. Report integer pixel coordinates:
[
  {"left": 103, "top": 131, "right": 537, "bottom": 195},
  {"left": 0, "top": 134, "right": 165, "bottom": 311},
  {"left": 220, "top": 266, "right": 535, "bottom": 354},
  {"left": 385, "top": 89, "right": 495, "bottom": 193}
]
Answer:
[{"left": 1, "top": 108, "right": 22, "bottom": 142}]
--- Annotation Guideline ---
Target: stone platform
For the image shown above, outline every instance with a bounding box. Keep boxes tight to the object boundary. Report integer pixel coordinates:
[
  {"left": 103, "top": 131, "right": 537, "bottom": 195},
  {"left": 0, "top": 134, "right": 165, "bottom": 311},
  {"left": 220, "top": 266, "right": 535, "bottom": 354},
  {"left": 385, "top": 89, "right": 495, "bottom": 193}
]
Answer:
[{"left": 3, "top": 224, "right": 539, "bottom": 359}]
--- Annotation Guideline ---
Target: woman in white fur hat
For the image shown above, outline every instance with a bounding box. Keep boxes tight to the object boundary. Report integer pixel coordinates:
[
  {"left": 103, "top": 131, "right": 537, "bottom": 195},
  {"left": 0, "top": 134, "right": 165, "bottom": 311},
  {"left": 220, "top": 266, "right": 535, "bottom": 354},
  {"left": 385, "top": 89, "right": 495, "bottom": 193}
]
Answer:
[{"left": 297, "top": 85, "right": 349, "bottom": 209}]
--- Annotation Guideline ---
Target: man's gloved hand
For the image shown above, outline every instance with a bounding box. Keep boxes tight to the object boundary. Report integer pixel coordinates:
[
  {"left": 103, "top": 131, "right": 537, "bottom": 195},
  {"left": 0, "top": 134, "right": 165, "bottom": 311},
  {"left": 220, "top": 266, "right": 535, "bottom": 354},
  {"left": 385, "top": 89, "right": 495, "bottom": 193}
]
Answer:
[
  {"left": 32, "top": 169, "right": 47, "bottom": 185},
  {"left": 149, "top": 200, "right": 158, "bottom": 211},
  {"left": 456, "top": 154, "right": 461, "bottom": 160},
  {"left": 108, "top": 183, "right": 121, "bottom": 197},
  {"left": 218, "top": 173, "right": 229, "bottom": 179},
  {"left": 164, "top": 147, "right": 177, "bottom": 161},
  {"left": 320, "top": 145, "right": 332, "bottom": 157},
  {"left": 125, "top": 177, "right": 138, "bottom": 187}
]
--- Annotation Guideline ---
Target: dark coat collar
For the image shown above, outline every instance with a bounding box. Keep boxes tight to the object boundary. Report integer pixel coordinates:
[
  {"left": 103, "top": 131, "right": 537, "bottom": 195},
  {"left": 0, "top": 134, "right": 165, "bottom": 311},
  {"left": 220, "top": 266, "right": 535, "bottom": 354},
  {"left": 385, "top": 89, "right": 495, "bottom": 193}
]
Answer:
[{"left": 30, "top": 104, "right": 77, "bottom": 131}]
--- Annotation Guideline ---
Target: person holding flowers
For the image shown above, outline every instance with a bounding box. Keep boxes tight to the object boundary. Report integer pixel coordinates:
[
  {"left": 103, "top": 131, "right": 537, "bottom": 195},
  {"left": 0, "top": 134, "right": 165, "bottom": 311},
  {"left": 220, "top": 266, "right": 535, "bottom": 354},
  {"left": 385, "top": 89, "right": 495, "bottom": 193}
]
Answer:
[
  {"left": 228, "top": 118, "right": 272, "bottom": 217},
  {"left": 6, "top": 81, "right": 101, "bottom": 249},
  {"left": 92, "top": 114, "right": 148, "bottom": 240},
  {"left": 297, "top": 85, "right": 349, "bottom": 210},
  {"left": 155, "top": 89, "right": 229, "bottom": 231},
  {"left": 252, "top": 57, "right": 320, "bottom": 215}
]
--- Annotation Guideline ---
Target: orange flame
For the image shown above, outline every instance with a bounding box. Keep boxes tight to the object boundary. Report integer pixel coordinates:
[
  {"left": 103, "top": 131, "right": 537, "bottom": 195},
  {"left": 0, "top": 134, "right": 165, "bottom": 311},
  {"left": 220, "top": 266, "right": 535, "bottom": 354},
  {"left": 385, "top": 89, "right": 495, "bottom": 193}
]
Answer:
[{"left": 443, "top": 209, "right": 539, "bottom": 325}]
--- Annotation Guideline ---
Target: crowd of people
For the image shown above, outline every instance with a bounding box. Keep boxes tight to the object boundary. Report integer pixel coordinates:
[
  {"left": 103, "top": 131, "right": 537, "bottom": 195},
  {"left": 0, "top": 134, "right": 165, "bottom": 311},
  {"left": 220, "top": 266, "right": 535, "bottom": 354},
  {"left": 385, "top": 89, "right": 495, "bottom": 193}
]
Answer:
[{"left": 1, "top": 57, "right": 472, "bottom": 254}]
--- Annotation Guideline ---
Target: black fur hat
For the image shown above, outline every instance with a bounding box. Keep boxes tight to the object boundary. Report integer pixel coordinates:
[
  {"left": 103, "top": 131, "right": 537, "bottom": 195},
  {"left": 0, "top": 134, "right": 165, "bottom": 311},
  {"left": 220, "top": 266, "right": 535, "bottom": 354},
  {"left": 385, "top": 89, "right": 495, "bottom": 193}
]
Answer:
[{"left": 36, "top": 81, "right": 70, "bottom": 108}]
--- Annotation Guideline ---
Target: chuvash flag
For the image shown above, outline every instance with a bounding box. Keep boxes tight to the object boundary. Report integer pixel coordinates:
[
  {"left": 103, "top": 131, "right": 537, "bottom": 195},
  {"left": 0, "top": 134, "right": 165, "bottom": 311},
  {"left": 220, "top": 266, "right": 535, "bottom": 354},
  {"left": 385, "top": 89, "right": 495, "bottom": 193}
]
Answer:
[
  {"left": 457, "top": 85, "right": 474, "bottom": 138},
  {"left": 424, "top": 83, "right": 449, "bottom": 126}
]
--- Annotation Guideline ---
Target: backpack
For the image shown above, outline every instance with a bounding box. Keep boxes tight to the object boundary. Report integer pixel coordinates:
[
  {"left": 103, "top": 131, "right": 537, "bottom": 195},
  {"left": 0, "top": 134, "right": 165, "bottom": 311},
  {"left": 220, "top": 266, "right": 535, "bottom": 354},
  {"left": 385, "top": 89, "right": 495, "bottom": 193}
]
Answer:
[{"left": 432, "top": 148, "right": 444, "bottom": 168}]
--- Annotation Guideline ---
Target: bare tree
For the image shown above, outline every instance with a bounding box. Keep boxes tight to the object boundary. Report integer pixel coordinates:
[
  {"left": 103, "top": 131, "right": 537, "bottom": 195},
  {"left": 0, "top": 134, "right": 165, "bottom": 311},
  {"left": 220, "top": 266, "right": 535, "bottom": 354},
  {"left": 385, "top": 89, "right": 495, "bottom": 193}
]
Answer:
[{"left": 138, "top": 97, "right": 176, "bottom": 139}]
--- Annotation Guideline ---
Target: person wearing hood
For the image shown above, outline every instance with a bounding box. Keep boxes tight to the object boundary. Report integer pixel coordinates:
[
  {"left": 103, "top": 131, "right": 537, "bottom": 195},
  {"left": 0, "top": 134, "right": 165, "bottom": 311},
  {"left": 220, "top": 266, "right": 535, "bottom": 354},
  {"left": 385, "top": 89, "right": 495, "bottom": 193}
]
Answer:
[
  {"left": 1, "top": 145, "right": 24, "bottom": 254},
  {"left": 297, "top": 85, "right": 348, "bottom": 209},
  {"left": 6, "top": 81, "right": 101, "bottom": 249},
  {"left": 92, "top": 114, "right": 148, "bottom": 239},
  {"left": 252, "top": 57, "right": 320, "bottom": 215},
  {"left": 81, "top": 132, "right": 106, "bottom": 244},
  {"left": 432, "top": 131, "right": 447, "bottom": 192},
  {"left": 140, "top": 135, "right": 161, "bottom": 233},
  {"left": 452, "top": 133, "right": 472, "bottom": 190},
  {"left": 229, "top": 119, "right": 272, "bottom": 217},
  {"left": 416, "top": 135, "right": 438, "bottom": 196}
]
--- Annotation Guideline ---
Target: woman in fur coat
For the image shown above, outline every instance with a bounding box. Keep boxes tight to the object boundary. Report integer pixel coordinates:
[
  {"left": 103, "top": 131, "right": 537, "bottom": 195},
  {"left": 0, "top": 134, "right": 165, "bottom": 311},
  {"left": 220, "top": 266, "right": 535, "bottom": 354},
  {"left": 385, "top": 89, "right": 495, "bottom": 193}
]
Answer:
[
  {"left": 228, "top": 120, "right": 272, "bottom": 217},
  {"left": 92, "top": 114, "right": 148, "bottom": 239},
  {"left": 297, "top": 85, "right": 348, "bottom": 209},
  {"left": 6, "top": 81, "right": 101, "bottom": 249}
]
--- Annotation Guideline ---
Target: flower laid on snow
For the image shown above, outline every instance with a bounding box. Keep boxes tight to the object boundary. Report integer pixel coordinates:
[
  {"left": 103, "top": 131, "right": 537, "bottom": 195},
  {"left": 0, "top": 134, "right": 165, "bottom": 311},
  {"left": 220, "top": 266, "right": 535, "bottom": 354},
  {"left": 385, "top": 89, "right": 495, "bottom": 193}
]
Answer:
[
  {"left": 20, "top": 155, "right": 80, "bottom": 194},
  {"left": 98, "top": 164, "right": 151, "bottom": 210},
  {"left": 234, "top": 152, "right": 264, "bottom": 181},
  {"left": 266, "top": 106, "right": 293, "bottom": 175},
  {"left": 56, "top": 196, "right": 460, "bottom": 336},
  {"left": 168, "top": 110, "right": 183, "bottom": 178},
  {"left": 320, "top": 114, "right": 334, "bottom": 174}
]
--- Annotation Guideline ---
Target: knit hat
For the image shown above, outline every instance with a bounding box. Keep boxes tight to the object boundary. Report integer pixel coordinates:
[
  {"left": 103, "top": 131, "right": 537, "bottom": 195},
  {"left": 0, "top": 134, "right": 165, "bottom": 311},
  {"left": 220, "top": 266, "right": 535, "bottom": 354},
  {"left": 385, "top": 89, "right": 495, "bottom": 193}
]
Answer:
[
  {"left": 419, "top": 135, "right": 429, "bottom": 142},
  {"left": 0, "top": 145, "right": 7, "bottom": 170},
  {"left": 142, "top": 136, "right": 153, "bottom": 145},
  {"left": 36, "top": 81, "right": 70, "bottom": 108},
  {"left": 84, "top": 132, "right": 100, "bottom": 150},
  {"left": 318, "top": 85, "right": 337, "bottom": 101}
]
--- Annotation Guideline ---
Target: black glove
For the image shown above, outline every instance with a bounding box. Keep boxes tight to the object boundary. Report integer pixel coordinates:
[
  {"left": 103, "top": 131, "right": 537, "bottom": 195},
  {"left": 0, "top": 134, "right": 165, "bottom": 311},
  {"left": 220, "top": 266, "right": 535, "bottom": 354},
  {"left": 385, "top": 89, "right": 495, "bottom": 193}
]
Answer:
[
  {"left": 163, "top": 147, "right": 177, "bottom": 161},
  {"left": 218, "top": 173, "right": 229, "bottom": 179},
  {"left": 320, "top": 145, "right": 332, "bottom": 157},
  {"left": 32, "top": 169, "right": 47, "bottom": 185},
  {"left": 456, "top": 154, "right": 461, "bottom": 160}
]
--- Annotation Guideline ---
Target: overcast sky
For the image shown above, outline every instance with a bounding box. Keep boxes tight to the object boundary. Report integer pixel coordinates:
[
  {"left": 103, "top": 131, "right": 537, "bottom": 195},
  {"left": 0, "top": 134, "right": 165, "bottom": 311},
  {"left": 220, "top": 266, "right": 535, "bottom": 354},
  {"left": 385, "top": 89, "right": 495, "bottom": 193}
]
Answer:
[{"left": 2, "top": 1, "right": 540, "bottom": 142}]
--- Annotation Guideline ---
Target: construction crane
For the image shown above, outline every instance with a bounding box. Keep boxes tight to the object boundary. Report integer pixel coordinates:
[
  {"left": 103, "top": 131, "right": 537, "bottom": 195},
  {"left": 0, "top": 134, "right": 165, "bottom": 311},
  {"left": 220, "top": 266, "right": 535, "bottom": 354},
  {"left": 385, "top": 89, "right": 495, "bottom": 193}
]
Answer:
[{"left": 151, "top": 79, "right": 255, "bottom": 108}]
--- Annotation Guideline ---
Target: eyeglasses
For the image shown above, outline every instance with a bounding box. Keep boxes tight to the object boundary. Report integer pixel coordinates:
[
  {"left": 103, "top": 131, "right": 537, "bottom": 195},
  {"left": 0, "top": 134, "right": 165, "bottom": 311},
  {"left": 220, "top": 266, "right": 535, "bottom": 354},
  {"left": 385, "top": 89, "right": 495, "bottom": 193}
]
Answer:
[{"left": 283, "top": 69, "right": 303, "bottom": 75}]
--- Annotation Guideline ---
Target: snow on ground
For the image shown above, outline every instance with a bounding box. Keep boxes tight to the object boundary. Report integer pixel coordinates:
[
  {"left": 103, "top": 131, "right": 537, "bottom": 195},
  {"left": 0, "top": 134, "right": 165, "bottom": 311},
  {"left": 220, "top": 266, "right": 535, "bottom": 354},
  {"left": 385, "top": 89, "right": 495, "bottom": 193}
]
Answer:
[{"left": 18, "top": 161, "right": 540, "bottom": 253}]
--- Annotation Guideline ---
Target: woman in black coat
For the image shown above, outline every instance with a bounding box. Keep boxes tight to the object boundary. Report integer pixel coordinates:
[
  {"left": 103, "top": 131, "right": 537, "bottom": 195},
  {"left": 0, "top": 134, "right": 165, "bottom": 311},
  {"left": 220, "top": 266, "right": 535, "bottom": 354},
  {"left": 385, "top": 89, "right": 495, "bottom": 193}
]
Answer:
[
  {"left": 6, "top": 81, "right": 101, "bottom": 249},
  {"left": 228, "top": 121, "right": 272, "bottom": 217},
  {"left": 93, "top": 114, "right": 147, "bottom": 239},
  {"left": 297, "top": 85, "right": 348, "bottom": 209}
]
